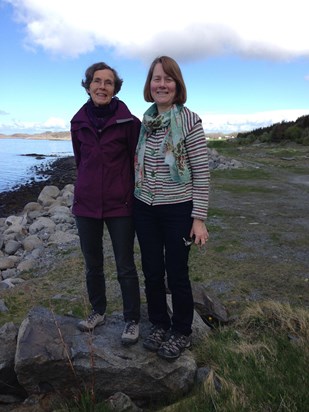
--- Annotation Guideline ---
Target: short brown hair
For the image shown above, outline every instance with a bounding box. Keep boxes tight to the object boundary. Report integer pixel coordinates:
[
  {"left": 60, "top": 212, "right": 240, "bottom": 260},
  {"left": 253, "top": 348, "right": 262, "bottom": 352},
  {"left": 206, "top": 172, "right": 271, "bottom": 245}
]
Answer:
[
  {"left": 81, "top": 62, "right": 123, "bottom": 95},
  {"left": 143, "top": 56, "right": 187, "bottom": 104}
]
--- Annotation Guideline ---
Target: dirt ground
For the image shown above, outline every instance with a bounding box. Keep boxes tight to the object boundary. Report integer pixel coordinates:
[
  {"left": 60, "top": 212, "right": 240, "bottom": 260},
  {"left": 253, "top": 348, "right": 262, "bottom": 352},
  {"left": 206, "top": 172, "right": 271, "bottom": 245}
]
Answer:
[{"left": 201, "top": 143, "right": 309, "bottom": 313}]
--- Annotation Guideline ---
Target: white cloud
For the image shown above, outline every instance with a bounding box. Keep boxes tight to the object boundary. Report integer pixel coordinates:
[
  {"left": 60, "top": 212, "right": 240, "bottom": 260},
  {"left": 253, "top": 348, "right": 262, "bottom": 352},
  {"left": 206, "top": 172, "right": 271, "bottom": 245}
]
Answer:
[
  {"left": 202, "top": 109, "right": 309, "bottom": 133},
  {"left": 2, "top": 111, "right": 309, "bottom": 136},
  {"left": 0, "top": 117, "right": 68, "bottom": 135},
  {"left": 5, "top": 0, "right": 309, "bottom": 61},
  {"left": 43, "top": 117, "right": 67, "bottom": 130}
]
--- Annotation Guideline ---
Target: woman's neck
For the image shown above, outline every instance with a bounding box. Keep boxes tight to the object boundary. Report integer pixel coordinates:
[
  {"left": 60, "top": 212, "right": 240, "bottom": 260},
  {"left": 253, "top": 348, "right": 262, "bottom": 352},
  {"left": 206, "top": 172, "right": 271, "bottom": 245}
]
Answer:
[{"left": 157, "top": 104, "right": 172, "bottom": 114}]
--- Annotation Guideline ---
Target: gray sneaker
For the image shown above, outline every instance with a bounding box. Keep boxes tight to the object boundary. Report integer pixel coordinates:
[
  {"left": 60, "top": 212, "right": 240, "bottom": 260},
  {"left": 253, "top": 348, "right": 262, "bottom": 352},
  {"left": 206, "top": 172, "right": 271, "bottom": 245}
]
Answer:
[
  {"left": 121, "top": 321, "right": 139, "bottom": 345},
  {"left": 157, "top": 332, "right": 192, "bottom": 361},
  {"left": 78, "top": 311, "right": 106, "bottom": 332},
  {"left": 143, "top": 325, "right": 166, "bottom": 352}
]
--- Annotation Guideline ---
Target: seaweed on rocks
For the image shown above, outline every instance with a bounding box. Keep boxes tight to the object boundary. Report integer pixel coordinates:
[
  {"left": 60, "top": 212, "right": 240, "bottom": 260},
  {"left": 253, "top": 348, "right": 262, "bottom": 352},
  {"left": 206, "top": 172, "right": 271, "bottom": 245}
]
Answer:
[{"left": 0, "top": 157, "right": 76, "bottom": 218}]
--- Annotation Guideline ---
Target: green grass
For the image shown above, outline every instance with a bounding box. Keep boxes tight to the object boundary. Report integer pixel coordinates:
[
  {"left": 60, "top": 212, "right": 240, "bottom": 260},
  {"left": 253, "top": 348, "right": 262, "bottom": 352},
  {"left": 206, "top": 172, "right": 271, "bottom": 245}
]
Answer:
[
  {"left": 211, "top": 168, "right": 271, "bottom": 180},
  {"left": 55, "top": 389, "right": 114, "bottom": 411},
  {"left": 214, "top": 184, "right": 275, "bottom": 194},
  {"left": 163, "top": 301, "right": 309, "bottom": 412},
  {"left": 207, "top": 207, "right": 237, "bottom": 218},
  {"left": 262, "top": 147, "right": 307, "bottom": 158}
]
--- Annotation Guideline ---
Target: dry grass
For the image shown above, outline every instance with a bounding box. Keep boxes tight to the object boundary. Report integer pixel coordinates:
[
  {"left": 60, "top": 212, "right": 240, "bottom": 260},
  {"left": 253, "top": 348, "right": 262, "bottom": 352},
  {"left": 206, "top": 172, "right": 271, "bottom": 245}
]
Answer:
[{"left": 239, "top": 300, "right": 309, "bottom": 341}]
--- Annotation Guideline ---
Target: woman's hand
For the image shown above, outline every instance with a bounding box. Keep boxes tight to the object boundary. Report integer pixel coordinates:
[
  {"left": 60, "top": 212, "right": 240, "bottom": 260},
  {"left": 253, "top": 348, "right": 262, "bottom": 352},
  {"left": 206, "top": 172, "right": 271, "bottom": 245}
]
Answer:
[{"left": 190, "top": 218, "right": 209, "bottom": 245}]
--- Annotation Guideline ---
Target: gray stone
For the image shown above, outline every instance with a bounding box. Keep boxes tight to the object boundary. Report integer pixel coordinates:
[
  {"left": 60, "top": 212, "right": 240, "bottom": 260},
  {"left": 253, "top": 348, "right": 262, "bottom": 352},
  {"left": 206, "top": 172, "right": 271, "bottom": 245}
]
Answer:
[
  {"left": 22, "top": 234, "right": 43, "bottom": 252},
  {"left": 106, "top": 392, "right": 142, "bottom": 411},
  {"left": 37, "top": 185, "right": 60, "bottom": 206},
  {"left": 5, "top": 215, "right": 27, "bottom": 227},
  {"left": 15, "top": 306, "right": 197, "bottom": 403},
  {"left": 17, "top": 258, "right": 37, "bottom": 272},
  {"left": 192, "top": 283, "right": 229, "bottom": 326},
  {"left": 48, "top": 231, "right": 79, "bottom": 244},
  {"left": 0, "top": 298, "right": 9, "bottom": 312},
  {"left": 4, "top": 239, "right": 21, "bottom": 255},
  {"left": 1, "top": 268, "right": 18, "bottom": 279},
  {"left": 0, "top": 281, "right": 10, "bottom": 290},
  {"left": 59, "top": 190, "right": 74, "bottom": 207},
  {"left": 23, "top": 201, "right": 42, "bottom": 213},
  {"left": 29, "top": 217, "right": 56, "bottom": 235},
  {"left": 30, "top": 247, "right": 44, "bottom": 259},
  {"left": 50, "top": 212, "right": 75, "bottom": 224},
  {"left": 0, "top": 322, "right": 26, "bottom": 396},
  {"left": 0, "top": 256, "right": 16, "bottom": 270}
]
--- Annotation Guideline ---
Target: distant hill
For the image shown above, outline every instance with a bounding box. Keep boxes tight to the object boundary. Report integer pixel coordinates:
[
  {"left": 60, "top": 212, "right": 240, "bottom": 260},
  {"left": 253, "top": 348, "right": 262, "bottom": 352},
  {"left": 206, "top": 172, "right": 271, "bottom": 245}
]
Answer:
[
  {"left": 236, "top": 114, "right": 309, "bottom": 145},
  {"left": 0, "top": 131, "right": 71, "bottom": 140},
  {"left": 205, "top": 132, "right": 238, "bottom": 140},
  {"left": 2, "top": 115, "right": 309, "bottom": 145}
]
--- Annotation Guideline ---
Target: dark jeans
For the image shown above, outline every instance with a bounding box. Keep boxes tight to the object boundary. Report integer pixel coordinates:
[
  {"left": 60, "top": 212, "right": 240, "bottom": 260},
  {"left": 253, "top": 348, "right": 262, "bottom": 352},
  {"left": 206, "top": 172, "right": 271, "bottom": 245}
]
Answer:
[
  {"left": 75, "top": 215, "right": 140, "bottom": 323},
  {"left": 134, "top": 199, "right": 194, "bottom": 336}
]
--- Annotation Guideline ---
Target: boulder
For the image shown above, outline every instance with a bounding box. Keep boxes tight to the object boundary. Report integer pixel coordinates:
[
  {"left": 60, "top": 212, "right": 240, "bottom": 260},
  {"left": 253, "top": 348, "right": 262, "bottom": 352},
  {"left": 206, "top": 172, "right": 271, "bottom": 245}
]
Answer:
[
  {"left": 37, "top": 186, "right": 60, "bottom": 206},
  {"left": 14, "top": 306, "right": 201, "bottom": 403},
  {"left": 0, "top": 322, "right": 27, "bottom": 397}
]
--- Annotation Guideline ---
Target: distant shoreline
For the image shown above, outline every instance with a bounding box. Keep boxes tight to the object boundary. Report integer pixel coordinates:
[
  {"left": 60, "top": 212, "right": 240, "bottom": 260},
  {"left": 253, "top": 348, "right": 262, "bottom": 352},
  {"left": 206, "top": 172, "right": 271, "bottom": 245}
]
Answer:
[{"left": 0, "top": 132, "right": 71, "bottom": 141}]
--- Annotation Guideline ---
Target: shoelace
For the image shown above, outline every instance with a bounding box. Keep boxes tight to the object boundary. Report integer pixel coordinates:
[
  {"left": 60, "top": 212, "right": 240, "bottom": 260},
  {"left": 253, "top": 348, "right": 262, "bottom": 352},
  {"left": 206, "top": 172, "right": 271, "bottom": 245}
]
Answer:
[
  {"left": 150, "top": 328, "right": 165, "bottom": 340},
  {"left": 124, "top": 322, "right": 137, "bottom": 335},
  {"left": 163, "top": 335, "right": 184, "bottom": 350},
  {"left": 87, "top": 312, "right": 100, "bottom": 322}
]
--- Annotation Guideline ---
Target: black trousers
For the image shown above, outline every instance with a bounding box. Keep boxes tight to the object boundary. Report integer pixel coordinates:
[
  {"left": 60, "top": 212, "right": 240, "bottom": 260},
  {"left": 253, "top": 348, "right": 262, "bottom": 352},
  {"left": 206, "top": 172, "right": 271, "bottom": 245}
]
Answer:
[
  {"left": 134, "top": 199, "right": 194, "bottom": 336},
  {"left": 75, "top": 215, "right": 140, "bottom": 323}
]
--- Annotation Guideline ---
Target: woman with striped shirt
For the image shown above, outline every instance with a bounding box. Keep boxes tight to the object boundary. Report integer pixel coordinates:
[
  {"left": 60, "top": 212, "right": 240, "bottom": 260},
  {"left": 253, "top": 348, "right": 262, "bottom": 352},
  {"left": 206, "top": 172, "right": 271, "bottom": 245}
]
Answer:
[{"left": 134, "top": 56, "right": 210, "bottom": 361}]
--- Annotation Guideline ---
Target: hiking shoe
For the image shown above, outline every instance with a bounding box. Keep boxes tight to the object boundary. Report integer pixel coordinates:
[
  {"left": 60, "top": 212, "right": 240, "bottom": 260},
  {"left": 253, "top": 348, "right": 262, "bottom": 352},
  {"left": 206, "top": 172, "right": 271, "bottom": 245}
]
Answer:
[
  {"left": 77, "top": 311, "right": 106, "bottom": 332},
  {"left": 121, "top": 321, "right": 139, "bottom": 346},
  {"left": 157, "top": 332, "right": 192, "bottom": 361},
  {"left": 143, "top": 326, "right": 166, "bottom": 352}
]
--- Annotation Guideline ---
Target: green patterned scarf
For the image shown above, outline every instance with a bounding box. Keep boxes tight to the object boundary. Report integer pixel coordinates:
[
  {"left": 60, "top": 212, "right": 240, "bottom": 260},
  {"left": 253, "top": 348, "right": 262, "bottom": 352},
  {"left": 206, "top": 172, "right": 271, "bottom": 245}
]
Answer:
[{"left": 135, "top": 103, "right": 190, "bottom": 193}]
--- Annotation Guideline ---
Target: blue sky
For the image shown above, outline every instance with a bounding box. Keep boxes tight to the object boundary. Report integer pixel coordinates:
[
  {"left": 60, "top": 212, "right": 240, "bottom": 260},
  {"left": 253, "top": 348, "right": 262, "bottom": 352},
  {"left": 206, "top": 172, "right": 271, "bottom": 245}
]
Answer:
[{"left": 0, "top": 0, "right": 309, "bottom": 135}]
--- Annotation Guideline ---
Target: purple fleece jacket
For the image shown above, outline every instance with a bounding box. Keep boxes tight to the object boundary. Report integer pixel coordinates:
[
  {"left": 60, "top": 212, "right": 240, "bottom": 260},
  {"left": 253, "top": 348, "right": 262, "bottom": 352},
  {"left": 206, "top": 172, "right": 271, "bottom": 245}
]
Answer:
[{"left": 70, "top": 99, "right": 141, "bottom": 219}]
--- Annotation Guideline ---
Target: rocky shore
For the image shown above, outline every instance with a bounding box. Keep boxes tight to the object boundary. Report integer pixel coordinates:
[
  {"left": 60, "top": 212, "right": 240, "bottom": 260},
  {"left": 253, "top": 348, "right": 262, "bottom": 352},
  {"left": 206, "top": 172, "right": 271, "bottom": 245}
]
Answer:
[{"left": 0, "top": 157, "right": 77, "bottom": 218}]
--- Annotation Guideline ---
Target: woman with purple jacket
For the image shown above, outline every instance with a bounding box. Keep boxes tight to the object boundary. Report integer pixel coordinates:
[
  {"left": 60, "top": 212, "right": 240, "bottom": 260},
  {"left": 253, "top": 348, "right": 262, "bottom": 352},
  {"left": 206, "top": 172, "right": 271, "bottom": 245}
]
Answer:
[{"left": 71, "top": 62, "right": 141, "bottom": 345}]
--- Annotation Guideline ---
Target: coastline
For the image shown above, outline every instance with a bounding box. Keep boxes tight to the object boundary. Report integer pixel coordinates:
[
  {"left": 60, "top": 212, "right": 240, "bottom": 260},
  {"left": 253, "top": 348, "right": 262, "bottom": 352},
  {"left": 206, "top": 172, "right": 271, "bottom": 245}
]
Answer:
[
  {"left": 0, "top": 131, "right": 71, "bottom": 140},
  {"left": 0, "top": 156, "right": 76, "bottom": 218}
]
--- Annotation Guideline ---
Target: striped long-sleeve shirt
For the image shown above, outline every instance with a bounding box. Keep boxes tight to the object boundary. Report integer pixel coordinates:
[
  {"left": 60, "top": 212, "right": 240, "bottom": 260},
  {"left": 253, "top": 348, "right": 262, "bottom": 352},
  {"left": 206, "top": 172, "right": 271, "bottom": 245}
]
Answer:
[{"left": 135, "top": 107, "right": 210, "bottom": 220}]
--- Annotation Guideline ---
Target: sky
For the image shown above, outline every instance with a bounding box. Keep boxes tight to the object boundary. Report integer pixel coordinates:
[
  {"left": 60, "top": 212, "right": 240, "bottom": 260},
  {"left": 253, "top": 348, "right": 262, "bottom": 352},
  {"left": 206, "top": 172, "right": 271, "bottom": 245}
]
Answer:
[{"left": 0, "top": 0, "right": 309, "bottom": 135}]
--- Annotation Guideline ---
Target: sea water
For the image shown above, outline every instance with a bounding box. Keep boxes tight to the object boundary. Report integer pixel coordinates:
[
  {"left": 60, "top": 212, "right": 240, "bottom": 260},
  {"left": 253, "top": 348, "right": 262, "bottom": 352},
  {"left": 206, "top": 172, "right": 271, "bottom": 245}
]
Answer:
[{"left": 0, "top": 138, "right": 73, "bottom": 192}]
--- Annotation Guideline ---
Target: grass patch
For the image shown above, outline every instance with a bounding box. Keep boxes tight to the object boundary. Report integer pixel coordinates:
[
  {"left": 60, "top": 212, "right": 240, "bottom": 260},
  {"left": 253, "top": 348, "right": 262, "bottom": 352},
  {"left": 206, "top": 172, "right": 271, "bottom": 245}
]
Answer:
[
  {"left": 57, "top": 389, "right": 114, "bottom": 412},
  {"left": 278, "top": 165, "right": 309, "bottom": 174},
  {"left": 263, "top": 147, "right": 308, "bottom": 158},
  {"left": 207, "top": 207, "right": 236, "bottom": 218},
  {"left": 211, "top": 168, "right": 271, "bottom": 180},
  {"left": 0, "top": 246, "right": 138, "bottom": 328},
  {"left": 166, "top": 301, "right": 309, "bottom": 412},
  {"left": 214, "top": 184, "right": 274, "bottom": 194},
  {"left": 207, "top": 140, "right": 235, "bottom": 149}
]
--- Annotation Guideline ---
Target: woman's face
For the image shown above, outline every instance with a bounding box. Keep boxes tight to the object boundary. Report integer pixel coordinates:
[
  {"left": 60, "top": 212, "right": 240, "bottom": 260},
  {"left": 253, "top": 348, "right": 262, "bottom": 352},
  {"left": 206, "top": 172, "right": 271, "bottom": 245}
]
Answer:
[
  {"left": 88, "top": 69, "right": 115, "bottom": 106},
  {"left": 150, "top": 63, "right": 176, "bottom": 113}
]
